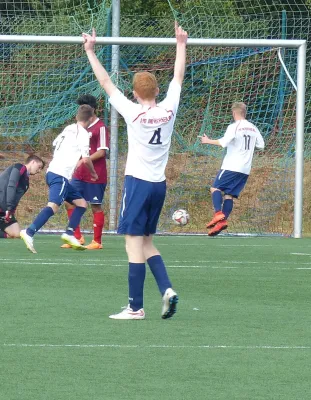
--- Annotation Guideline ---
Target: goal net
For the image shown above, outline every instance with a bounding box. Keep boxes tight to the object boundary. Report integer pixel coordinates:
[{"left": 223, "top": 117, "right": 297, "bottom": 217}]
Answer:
[{"left": 0, "top": 0, "right": 309, "bottom": 236}]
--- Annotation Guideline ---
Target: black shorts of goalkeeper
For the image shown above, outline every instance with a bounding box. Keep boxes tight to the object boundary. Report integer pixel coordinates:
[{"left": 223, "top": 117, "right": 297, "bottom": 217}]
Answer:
[{"left": 0, "top": 212, "right": 18, "bottom": 231}]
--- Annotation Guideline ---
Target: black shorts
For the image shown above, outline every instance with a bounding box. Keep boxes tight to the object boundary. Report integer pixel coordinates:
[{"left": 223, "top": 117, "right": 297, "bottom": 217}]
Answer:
[{"left": 0, "top": 213, "right": 18, "bottom": 231}]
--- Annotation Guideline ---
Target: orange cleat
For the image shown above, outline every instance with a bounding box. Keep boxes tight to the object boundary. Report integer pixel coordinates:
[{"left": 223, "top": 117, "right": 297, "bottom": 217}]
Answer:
[
  {"left": 61, "top": 235, "right": 85, "bottom": 248},
  {"left": 60, "top": 243, "right": 71, "bottom": 249},
  {"left": 208, "top": 219, "right": 228, "bottom": 236},
  {"left": 206, "top": 211, "right": 225, "bottom": 229},
  {"left": 85, "top": 240, "right": 103, "bottom": 250}
]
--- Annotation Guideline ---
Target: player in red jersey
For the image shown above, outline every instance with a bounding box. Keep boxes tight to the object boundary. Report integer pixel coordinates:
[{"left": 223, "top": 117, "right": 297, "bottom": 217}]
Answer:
[{"left": 61, "top": 95, "right": 109, "bottom": 250}]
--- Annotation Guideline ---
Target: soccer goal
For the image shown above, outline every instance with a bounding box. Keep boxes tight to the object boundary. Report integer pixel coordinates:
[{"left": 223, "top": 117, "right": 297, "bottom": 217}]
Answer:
[{"left": 0, "top": 28, "right": 306, "bottom": 237}]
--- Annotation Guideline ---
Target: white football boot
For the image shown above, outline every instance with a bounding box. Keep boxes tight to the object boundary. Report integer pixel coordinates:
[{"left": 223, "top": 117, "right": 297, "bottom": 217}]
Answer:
[
  {"left": 20, "top": 229, "right": 37, "bottom": 254},
  {"left": 162, "top": 288, "right": 178, "bottom": 319},
  {"left": 109, "top": 305, "right": 145, "bottom": 320},
  {"left": 61, "top": 233, "right": 86, "bottom": 250}
]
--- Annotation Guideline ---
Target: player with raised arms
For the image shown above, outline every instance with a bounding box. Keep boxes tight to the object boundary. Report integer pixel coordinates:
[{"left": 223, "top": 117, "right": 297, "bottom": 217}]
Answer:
[
  {"left": 82, "top": 21, "right": 188, "bottom": 319},
  {"left": 20, "top": 105, "right": 98, "bottom": 253},
  {"left": 200, "top": 102, "right": 265, "bottom": 236},
  {"left": 0, "top": 155, "right": 45, "bottom": 239}
]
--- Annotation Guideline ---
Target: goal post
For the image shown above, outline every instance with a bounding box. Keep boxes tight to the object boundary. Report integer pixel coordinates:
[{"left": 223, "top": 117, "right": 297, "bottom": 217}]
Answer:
[{"left": 0, "top": 34, "right": 306, "bottom": 237}]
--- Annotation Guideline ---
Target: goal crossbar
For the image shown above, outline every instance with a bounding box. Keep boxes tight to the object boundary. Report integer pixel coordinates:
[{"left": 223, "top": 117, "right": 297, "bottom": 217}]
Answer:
[{"left": 0, "top": 35, "right": 306, "bottom": 48}]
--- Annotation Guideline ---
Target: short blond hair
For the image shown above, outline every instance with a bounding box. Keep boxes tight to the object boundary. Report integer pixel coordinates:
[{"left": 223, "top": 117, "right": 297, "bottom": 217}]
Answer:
[
  {"left": 76, "top": 104, "right": 94, "bottom": 122},
  {"left": 133, "top": 72, "right": 158, "bottom": 100},
  {"left": 231, "top": 102, "right": 247, "bottom": 118}
]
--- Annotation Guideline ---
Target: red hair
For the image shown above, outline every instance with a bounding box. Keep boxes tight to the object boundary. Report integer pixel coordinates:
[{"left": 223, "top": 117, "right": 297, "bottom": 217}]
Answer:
[{"left": 133, "top": 72, "right": 158, "bottom": 100}]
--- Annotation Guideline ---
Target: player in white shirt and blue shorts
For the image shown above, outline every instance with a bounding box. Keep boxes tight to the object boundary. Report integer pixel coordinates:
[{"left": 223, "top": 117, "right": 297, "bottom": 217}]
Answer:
[
  {"left": 83, "top": 22, "right": 188, "bottom": 320},
  {"left": 200, "top": 102, "right": 265, "bottom": 236},
  {"left": 20, "top": 105, "right": 98, "bottom": 253}
]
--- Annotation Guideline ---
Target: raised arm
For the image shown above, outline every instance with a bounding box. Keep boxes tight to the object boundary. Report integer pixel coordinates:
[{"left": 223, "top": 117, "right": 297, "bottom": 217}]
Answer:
[
  {"left": 82, "top": 29, "right": 117, "bottom": 97},
  {"left": 173, "top": 21, "right": 188, "bottom": 86}
]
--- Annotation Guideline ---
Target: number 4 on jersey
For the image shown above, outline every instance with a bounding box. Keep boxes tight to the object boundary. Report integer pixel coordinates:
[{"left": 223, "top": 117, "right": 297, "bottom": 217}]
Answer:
[{"left": 149, "top": 128, "right": 162, "bottom": 145}]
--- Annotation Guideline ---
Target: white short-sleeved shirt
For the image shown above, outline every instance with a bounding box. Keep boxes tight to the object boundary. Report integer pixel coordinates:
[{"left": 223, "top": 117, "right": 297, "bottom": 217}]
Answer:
[
  {"left": 47, "top": 123, "right": 90, "bottom": 180},
  {"left": 109, "top": 79, "right": 181, "bottom": 182},
  {"left": 218, "top": 119, "right": 265, "bottom": 175}
]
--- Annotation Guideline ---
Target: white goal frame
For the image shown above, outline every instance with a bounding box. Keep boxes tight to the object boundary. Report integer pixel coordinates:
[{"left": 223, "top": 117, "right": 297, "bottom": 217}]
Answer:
[{"left": 0, "top": 34, "right": 306, "bottom": 238}]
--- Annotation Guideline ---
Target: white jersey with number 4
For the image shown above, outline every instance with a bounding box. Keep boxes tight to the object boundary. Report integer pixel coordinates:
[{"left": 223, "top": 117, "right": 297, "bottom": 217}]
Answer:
[
  {"left": 47, "top": 123, "right": 90, "bottom": 180},
  {"left": 218, "top": 119, "right": 265, "bottom": 175},
  {"left": 109, "top": 79, "right": 181, "bottom": 182}
]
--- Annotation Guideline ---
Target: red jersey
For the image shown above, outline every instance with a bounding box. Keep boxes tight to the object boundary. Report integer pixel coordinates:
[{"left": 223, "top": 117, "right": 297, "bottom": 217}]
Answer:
[{"left": 73, "top": 118, "right": 110, "bottom": 184}]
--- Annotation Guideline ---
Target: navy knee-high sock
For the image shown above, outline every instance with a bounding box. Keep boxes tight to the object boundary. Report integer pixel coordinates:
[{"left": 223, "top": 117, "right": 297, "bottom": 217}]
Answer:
[
  {"left": 212, "top": 190, "right": 223, "bottom": 213},
  {"left": 222, "top": 199, "right": 233, "bottom": 220},
  {"left": 147, "top": 255, "right": 172, "bottom": 296},
  {"left": 27, "top": 206, "right": 54, "bottom": 237},
  {"left": 66, "top": 206, "right": 86, "bottom": 235},
  {"left": 128, "top": 262, "right": 146, "bottom": 311}
]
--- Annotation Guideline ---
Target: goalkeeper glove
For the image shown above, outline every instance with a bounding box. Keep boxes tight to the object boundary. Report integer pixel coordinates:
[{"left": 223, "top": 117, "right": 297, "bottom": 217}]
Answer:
[{"left": 5, "top": 210, "right": 13, "bottom": 223}]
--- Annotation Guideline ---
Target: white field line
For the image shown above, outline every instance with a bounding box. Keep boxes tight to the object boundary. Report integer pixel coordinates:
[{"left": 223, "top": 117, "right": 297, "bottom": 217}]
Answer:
[
  {"left": 0, "top": 261, "right": 237, "bottom": 268},
  {"left": 1, "top": 260, "right": 311, "bottom": 269},
  {"left": 291, "top": 253, "right": 311, "bottom": 256},
  {"left": 218, "top": 244, "right": 273, "bottom": 247},
  {"left": 0, "top": 242, "right": 277, "bottom": 246},
  {"left": 2, "top": 258, "right": 311, "bottom": 265},
  {"left": 0, "top": 258, "right": 128, "bottom": 262},
  {"left": 3, "top": 343, "right": 310, "bottom": 350},
  {"left": 150, "top": 244, "right": 275, "bottom": 247}
]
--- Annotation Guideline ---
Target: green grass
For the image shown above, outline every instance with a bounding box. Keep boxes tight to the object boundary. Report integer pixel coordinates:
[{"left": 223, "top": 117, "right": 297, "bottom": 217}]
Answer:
[{"left": 0, "top": 235, "right": 311, "bottom": 399}]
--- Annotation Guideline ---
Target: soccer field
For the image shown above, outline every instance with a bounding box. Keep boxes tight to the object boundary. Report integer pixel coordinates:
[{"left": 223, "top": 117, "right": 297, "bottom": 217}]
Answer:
[{"left": 0, "top": 235, "right": 310, "bottom": 399}]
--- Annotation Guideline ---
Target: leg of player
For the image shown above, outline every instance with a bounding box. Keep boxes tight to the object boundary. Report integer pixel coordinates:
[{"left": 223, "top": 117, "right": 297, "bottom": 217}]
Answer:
[
  {"left": 109, "top": 235, "right": 146, "bottom": 320},
  {"left": 208, "top": 193, "right": 234, "bottom": 236},
  {"left": 0, "top": 229, "right": 8, "bottom": 238},
  {"left": 222, "top": 194, "right": 234, "bottom": 220},
  {"left": 206, "top": 187, "right": 226, "bottom": 229},
  {"left": 61, "top": 197, "right": 87, "bottom": 250},
  {"left": 85, "top": 203, "right": 104, "bottom": 250},
  {"left": 0, "top": 214, "right": 20, "bottom": 239},
  {"left": 61, "top": 201, "right": 85, "bottom": 249},
  {"left": 208, "top": 172, "right": 248, "bottom": 236},
  {"left": 20, "top": 202, "right": 57, "bottom": 253},
  {"left": 3, "top": 222, "right": 21, "bottom": 238},
  {"left": 143, "top": 235, "right": 178, "bottom": 319}
]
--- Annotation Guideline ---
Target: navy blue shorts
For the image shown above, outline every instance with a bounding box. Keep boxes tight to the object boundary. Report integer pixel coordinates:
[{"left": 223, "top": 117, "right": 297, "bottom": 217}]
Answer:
[
  {"left": 212, "top": 169, "right": 249, "bottom": 198},
  {"left": 46, "top": 172, "right": 83, "bottom": 206},
  {"left": 70, "top": 178, "right": 106, "bottom": 204},
  {"left": 118, "top": 176, "right": 166, "bottom": 236}
]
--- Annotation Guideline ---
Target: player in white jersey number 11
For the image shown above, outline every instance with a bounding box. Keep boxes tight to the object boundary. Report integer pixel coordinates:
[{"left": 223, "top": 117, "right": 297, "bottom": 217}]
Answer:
[{"left": 199, "top": 102, "right": 265, "bottom": 236}]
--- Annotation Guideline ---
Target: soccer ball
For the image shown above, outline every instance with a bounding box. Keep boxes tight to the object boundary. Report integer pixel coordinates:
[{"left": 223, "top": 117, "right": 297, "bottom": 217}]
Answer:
[{"left": 172, "top": 209, "right": 190, "bottom": 226}]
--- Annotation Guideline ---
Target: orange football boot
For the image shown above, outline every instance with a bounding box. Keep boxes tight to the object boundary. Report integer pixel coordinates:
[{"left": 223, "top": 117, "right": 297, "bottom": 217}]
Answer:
[
  {"left": 208, "top": 219, "right": 228, "bottom": 236},
  {"left": 85, "top": 240, "right": 103, "bottom": 250},
  {"left": 206, "top": 211, "right": 225, "bottom": 229}
]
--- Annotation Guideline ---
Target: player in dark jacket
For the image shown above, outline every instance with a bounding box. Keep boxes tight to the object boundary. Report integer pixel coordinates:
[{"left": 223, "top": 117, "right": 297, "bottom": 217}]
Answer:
[{"left": 0, "top": 155, "right": 45, "bottom": 238}]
